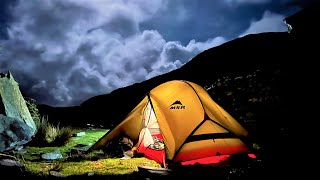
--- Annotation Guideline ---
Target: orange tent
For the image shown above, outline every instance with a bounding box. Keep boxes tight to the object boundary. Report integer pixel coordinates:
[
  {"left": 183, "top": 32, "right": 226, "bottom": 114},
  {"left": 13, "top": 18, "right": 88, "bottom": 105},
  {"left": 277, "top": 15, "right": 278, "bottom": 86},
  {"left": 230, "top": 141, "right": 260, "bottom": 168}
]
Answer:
[{"left": 88, "top": 80, "right": 253, "bottom": 166}]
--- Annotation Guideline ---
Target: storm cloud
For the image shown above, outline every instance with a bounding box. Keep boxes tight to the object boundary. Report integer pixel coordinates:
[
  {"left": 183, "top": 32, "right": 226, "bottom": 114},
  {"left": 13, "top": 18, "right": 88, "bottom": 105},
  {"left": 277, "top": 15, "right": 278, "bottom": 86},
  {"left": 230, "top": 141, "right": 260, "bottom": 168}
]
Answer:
[
  {"left": 225, "top": 0, "right": 271, "bottom": 4},
  {"left": 240, "top": 10, "right": 287, "bottom": 37},
  {"left": 0, "top": 0, "right": 224, "bottom": 106},
  {"left": 0, "top": 0, "right": 301, "bottom": 106}
]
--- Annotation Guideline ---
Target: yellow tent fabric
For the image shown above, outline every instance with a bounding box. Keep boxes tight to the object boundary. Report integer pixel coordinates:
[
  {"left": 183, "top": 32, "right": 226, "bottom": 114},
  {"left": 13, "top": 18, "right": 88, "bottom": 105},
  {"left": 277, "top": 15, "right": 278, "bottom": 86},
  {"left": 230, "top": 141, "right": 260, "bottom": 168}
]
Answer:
[{"left": 88, "top": 80, "right": 250, "bottom": 163}]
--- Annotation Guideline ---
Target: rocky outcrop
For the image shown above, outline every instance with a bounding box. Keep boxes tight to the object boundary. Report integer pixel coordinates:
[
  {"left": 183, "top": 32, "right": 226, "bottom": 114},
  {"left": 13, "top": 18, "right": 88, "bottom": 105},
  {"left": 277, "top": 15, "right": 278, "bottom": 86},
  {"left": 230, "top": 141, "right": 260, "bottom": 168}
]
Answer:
[
  {"left": 0, "top": 71, "right": 36, "bottom": 152},
  {"left": 0, "top": 114, "right": 33, "bottom": 152},
  {"left": 0, "top": 71, "right": 36, "bottom": 133}
]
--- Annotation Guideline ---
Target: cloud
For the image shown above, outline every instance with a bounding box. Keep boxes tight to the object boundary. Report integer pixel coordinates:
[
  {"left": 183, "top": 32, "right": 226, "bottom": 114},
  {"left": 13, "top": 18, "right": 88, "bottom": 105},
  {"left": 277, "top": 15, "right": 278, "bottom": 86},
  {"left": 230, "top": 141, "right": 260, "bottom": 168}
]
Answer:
[
  {"left": 239, "top": 10, "right": 287, "bottom": 37},
  {"left": 0, "top": 0, "right": 222, "bottom": 107},
  {"left": 147, "top": 37, "right": 226, "bottom": 78},
  {"left": 225, "top": 0, "right": 271, "bottom": 4},
  {"left": 0, "top": 0, "right": 18, "bottom": 39}
]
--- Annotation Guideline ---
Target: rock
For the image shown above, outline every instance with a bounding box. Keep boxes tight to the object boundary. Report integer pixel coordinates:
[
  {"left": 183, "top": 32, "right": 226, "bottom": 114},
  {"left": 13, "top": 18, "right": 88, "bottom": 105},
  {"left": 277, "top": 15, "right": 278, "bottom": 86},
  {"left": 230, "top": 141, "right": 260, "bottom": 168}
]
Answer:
[
  {"left": 69, "top": 147, "right": 86, "bottom": 156},
  {"left": 0, "top": 71, "right": 36, "bottom": 134},
  {"left": 0, "top": 158, "right": 22, "bottom": 166},
  {"left": 120, "top": 154, "right": 131, "bottom": 160},
  {"left": 72, "top": 144, "right": 88, "bottom": 152},
  {"left": 0, "top": 71, "right": 37, "bottom": 152},
  {"left": 76, "top": 132, "right": 86, "bottom": 137},
  {"left": 14, "top": 145, "right": 24, "bottom": 151},
  {"left": 87, "top": 172, "right": 94, "bottom": 176},
  {"left": 0, "top": 115, "right": 33, "bottom": 152},
  {"left": 49, "top": 171, "right": 65, "bottom": 177},
  {"left": 41, "top": 152, "right": 63, "bottom": 160},
  {"left": 0, "top": 158, "right": 25, "bottom": 177}
]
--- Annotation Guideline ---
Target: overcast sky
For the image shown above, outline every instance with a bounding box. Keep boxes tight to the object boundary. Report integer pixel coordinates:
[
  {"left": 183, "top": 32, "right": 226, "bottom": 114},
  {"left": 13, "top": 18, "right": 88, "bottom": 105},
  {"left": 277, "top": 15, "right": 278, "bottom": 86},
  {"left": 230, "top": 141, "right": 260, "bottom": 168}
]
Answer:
[{"left": 0, "top": 0, "right": 310, "bottom": 107}]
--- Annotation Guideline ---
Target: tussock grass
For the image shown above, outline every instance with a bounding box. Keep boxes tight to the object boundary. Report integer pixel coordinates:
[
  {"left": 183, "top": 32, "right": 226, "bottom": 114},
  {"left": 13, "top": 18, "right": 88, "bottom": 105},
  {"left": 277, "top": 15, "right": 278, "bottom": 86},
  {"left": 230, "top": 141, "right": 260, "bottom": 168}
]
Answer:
[
  {"left": 27, "top": 116, "right": 74, "bottom": 147},
  {"left": 50, "top": 126, "right": 73, "bottom": 146}
]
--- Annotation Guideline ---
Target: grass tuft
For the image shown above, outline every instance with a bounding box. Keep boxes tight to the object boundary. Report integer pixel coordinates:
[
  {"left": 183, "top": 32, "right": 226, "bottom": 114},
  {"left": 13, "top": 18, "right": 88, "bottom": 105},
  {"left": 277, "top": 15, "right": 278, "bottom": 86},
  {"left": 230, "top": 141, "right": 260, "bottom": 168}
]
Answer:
[{"left": 27, "top": 116, "right": 74, "bottom": 147}]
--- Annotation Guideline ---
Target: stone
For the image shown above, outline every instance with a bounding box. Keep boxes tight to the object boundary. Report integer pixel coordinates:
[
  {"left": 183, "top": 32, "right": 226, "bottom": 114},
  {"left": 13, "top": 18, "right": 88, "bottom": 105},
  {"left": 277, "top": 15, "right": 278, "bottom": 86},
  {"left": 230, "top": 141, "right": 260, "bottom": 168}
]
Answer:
[
  {"left": 0, "top": 115, "right": 33, "bottom": 152},
  {"left": 76, "top": 132, "right": 86, "bottom": 137},
  {"left": 49, "top": 171, "right": 65, "bottom": 177},
  {"left": 0, "top": 71, "right": 37, "bottom": 152},
  {"left": 41, "top": 152, "right": 63, "bottom": 160}
]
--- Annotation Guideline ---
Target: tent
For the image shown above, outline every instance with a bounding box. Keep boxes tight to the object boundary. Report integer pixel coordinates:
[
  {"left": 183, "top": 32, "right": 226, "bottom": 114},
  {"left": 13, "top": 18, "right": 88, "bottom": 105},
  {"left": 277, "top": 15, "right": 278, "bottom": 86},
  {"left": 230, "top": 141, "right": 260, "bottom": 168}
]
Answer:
[{"left": 87, "top": 80, "right": 254, "bottom": 166}]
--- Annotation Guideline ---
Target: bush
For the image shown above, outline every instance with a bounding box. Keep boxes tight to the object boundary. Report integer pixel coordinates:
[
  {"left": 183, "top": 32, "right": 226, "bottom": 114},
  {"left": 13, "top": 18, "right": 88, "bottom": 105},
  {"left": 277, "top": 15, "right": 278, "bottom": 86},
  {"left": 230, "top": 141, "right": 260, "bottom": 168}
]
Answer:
[
  {"left": 25, "top": 97, "right": 41, "bottom": 128},
  {"left": 27, "top": 116, "right": 73, "bottom": 147},
  {"left": 50, "top": 126, "right": 73, "bottom": 146}
]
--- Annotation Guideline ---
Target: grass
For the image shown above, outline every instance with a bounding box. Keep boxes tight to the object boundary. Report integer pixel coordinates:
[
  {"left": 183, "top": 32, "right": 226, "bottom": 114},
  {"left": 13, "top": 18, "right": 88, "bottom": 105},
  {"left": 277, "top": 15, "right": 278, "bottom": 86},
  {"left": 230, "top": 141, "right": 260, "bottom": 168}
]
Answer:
[
  {"left": 23, "top": 129, "right": 106, "bottom": 160},
  {"left": 24, "top": 157, "right": 160, "bottom": 177},
  {"left": 19, "top": 128, "right": 161, "bottom": 177},
  {"left": 15, "top": 128, "right": 262, "bottom": 179}
]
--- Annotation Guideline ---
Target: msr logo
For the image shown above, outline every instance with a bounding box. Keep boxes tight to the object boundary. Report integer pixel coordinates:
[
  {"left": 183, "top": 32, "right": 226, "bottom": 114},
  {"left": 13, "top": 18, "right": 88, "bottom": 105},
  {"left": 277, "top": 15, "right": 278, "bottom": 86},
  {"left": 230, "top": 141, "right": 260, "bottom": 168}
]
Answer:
[{"left": 169, "top": 100, "right": 185, "bottom": 110}]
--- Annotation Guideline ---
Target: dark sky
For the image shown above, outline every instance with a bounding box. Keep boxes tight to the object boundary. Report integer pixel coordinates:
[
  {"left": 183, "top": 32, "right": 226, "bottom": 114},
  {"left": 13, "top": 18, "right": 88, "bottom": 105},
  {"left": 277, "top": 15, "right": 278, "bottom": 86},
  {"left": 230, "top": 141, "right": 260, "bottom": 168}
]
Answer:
[{"left": 0, "top": 0, "right": 312, "bottom": 107}]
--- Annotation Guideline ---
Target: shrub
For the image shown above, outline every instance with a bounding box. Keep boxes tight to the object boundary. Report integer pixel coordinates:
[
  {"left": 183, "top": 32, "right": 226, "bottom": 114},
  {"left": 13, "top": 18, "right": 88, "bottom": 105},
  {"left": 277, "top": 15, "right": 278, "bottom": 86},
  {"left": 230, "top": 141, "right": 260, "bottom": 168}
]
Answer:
[
  {"left": 50, "top": 126, "right": 73, "bottom": 146},
  {"left": 25, "top": 97, "right": 41, "bottom": 128},
  {"left": 28, "top": 116, "right": 73, "bottom": 147},
  {"left": 27, "top": 116, "right": 49, "bottom": 146},
  {"left": 45, "top": 122, "right": 58, "bottom": 144}
]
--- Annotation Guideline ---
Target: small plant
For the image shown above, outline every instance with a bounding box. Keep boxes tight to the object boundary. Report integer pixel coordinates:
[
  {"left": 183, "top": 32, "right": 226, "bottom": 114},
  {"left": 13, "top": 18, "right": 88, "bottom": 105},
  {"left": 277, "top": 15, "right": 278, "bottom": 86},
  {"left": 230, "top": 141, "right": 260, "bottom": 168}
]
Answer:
[
  {"left": 50, "top": 126, "right": 73, "bottom": 146},
  {"left": 45, "top": 122, "right": 58, "bottom": 144},
  {"left": 28, "top": 116, "right": 73, "bottom": 147}
]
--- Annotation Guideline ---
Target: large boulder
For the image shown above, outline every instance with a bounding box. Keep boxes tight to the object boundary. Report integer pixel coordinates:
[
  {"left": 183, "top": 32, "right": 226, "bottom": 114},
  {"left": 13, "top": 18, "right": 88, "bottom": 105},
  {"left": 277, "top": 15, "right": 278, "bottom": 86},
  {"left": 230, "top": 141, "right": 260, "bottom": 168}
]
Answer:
[
  {"left": 0, "top": 114, "right": 33, "bottom": 152},
  {"left": 0, "top": 71, "right": 36, "bottom": 134},
  {"left": 0, "top": 71, "right": 36, "bottom": 152}
]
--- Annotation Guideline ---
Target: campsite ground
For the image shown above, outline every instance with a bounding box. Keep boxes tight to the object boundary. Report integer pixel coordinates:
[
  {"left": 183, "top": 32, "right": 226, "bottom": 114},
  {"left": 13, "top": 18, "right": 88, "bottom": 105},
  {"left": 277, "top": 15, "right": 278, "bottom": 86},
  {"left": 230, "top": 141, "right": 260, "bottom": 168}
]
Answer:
[
  {"left": 5, "top": 128, "right": 270, "bottom": 180},
  {"left": 10, "top": 128, "right": 160, "bottom": 178}
]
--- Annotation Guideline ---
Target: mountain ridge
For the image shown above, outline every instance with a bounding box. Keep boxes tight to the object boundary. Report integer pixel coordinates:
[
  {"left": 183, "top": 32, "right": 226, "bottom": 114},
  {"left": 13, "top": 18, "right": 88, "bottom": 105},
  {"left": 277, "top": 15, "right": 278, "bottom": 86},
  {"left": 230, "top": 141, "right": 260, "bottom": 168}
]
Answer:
[{"left": 38, "top": 34, "right": 285, "bottom": 127}]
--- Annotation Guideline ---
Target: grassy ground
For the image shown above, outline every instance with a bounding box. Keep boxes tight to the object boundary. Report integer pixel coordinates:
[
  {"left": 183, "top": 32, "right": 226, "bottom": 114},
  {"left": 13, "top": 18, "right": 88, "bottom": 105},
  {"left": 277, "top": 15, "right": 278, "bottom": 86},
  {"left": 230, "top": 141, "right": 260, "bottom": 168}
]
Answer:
[
  {"left": 16, "top": 128, "right": 161, "bottom": 177},
  {"left": 7, "top": 128, "right": 267, "bottom": 179}
]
